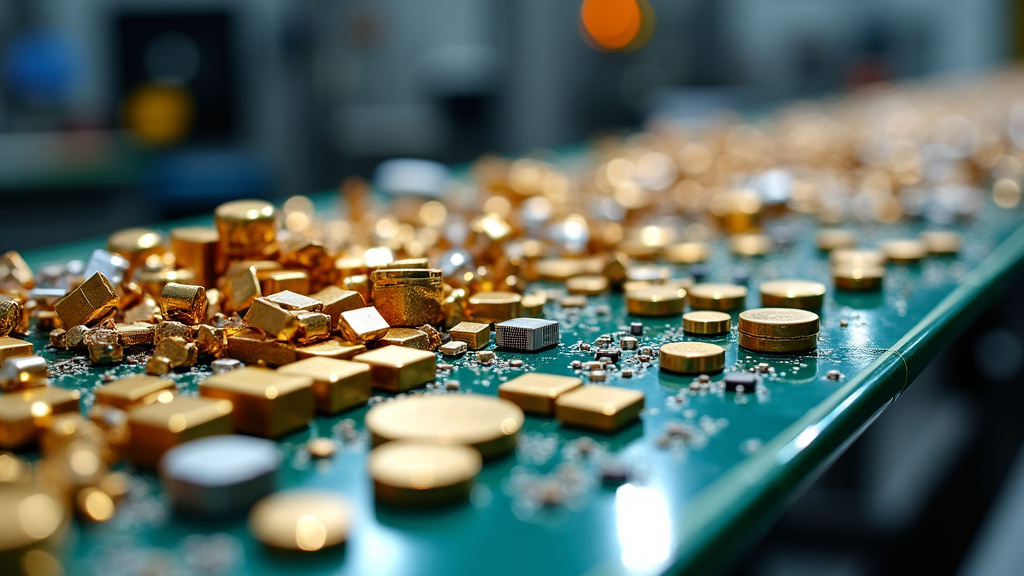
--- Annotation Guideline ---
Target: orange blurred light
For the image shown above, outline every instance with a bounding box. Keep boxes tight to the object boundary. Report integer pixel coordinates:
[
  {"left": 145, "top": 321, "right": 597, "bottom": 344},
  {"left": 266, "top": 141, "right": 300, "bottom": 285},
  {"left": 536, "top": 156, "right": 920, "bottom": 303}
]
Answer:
[{"left": 580, "top": 0, "right": 654, "bottom": 52}]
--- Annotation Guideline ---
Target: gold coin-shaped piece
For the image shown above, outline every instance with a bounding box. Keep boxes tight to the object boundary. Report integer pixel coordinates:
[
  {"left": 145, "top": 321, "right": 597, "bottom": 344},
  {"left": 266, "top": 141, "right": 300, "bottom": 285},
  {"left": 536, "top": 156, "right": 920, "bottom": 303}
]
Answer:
[
  {"left": 833, "top": 265, "right": 885, "bottom": 291},
  {"left": 815, "top": 229, "right": 857, "bottom": 252},
  {"left": 737, "top": 331, "right": 817, "bottom": 353},
  {"left": 659, "top": 341, "right": 726, "bottom": 374},
  {"left": 249, "top": 490, "right": 350, "bottom": 551},
  {"left": 663, "top": 242, "right": 711, "bottom": 264},
  {"left": 368, "top": 441, "right": 482, "bottom": 507},
  {"left": 626, "top": 265, "right": 673, "bottom": 283},
  {"left": 107, "top": 227, "right": 166, "bottom": 260},
  {"left": 566, "top": 275, "right": 610, "bottom": 295},
  {"left": 880, "top": 239, "right": 927, "bottom": 263},
  {"left": 759, "top": 280, "right": 827, "bottom": 310},
  {"left": 215, "top": 199, "right": 277, "bottom": 223},
  {"left": 830, "top": 249, "right": 886, "bottom": 268},
  {"left": 728, "top": 233, "right": 772, "bottom": 257},
  {"left": 687, "top": 283, "right": 747, "bottom": 311},
  {"left": 625, "top": 286, "right": 686, "bottom": 316},
  {"left": 467, "top": 291, "right": 523, "bottom": 324},
  {"left": 535, "top": 258, "right": 602, "bottom": 281},
  {"left": 919, "top": 230, "right": 962, "bottom": 255},
  {"left": 365, "top": 394, "right": 525, "bottom": 459},
  {"left": 682, "top": 311, "right": 731, "bottom": 335},
  {"left": 738, "top": 308, "right": 819, "bottom": 338}
]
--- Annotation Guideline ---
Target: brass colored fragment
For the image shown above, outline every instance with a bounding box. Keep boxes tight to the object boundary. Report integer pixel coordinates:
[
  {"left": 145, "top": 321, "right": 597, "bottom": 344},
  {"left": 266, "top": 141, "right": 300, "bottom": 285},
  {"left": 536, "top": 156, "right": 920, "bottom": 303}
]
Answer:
[
  {"left": 153, "top": 336, "right": 198, "bottom": 370},
  {"left": 200, "top": 367, "right": 313, "bottom": 438},
  {"left": 0, "top": 337, "right": 33, "bottom": 364},
  {"left": 214, "top": 199, "right": 278, "bottom": 263},
  {"left": 159, "top": 282, "right": 208, "bottom": 325},
  {"left": 380, "top": 328, "right": 430, "bottom": 349},
  {"left": 278, "top": 357, "right": 371, "bottom": 414},
  {"left": 244, "top": 298, "right": 300, "bottom": 341},
  {"left": 116, "top": 322, "right": 156, "bottom": 346},
  {"left": 145, "top": 356, "right": 173, "bottom": 376},
  {"left": 0, "top": 355, "right": 48, "bottom": 391},
  {"left": 338, "top": 307, "right": 390, "bottom": 343},
  {"left": 266, "top": 291, "right": 323, "bottom": 312},
  {"left": 0, "top": 250, "right": 35, "bottom": 290},
  {"left": 223, "top": 266, "right": 261, "bottom": 313},
  {"left": 54, "top": 272, "right": 120, "bottom": 328},
  {"left": 295, "top": 312, "right": 331, "bottom": 345},
  {"left": 95, "top": 374, "right": 177, "bottom": 411},
  {"left": 226, "top": 333, "right": 298, "bottom": 367},
  {"left": 295, "top": 338, "right": 366, "bottom": 361},
  {"left": 370, "top": 268, "right": 444, "bottom": 326},
  {"left": 170, "top": 226, "right": 219, "bottom": 287},
  {"left": 0, "top": 295, "right": 20, "bottom": 337},
  {"left": 126, "top": 396, "right": 233, "bottom": 467},
  {"left": 259, "top": 270, "right": 310, "bottom": 296},
  {"left": 196, "top": 325, "right": 227, "bottom": 358},
  {"left": 309, "top": 286, "right": 363, "bottom": 331},
  {"left": 353, "top": 346, "right": 436, "bottom": 392},
  {"left": 450, "top": 322, "right": 490, "bottom": 350}
]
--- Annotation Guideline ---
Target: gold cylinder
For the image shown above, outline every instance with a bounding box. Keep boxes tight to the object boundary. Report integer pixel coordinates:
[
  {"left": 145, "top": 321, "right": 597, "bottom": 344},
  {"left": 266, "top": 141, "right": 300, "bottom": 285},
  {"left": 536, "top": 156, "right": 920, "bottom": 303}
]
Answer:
[
  {"left": 214, "top": 200, "right": 277, "bottom": 268},
  {"left": 107, "top": 228, "right": 167, "bottom": 281},
  {"left": 370, "top": 269, "right": 444, "bottom": 326},
  {"left": 170, "top": 227, "right": 220, "bottom": 288}
]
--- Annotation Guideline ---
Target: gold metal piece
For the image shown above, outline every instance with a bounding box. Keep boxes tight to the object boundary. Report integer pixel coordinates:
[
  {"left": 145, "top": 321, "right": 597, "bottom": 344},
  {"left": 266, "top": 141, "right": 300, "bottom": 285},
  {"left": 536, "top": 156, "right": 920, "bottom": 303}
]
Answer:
[
  {"left": 309, "top": 286, "right": 363, "bottom": 331},
  {"left": 154, "top": 320, "right": 195, "bottom": 344},
  {"left": 145, "top": 356, "right": 173, "bottom": 376},
  {"left": 682, "top": 311, "right": 732, "bottom": 335},
  {"left": 0, "top": 296, "right": 19, "bottom": 337},
  {"left": 126, "top": 396, "right": 233, "bottom": 467},
  {"left": 659, "top": 341, "right": 726, "bottom": 374},
  {"left": 153, "top": 336, "right": 198, "bottom": 370},
  {"left": 728, "top": 233, "right": 772, "bottom": 257},
  {"left": 687, "top": 283, "right": 747, "bottom": 311},
  {"left": 266, "top": 291, "right": 323, "bottom": 313},
  {"left": 223, "top": 266, "right": 261, "bottom": 313},
  {"left": 244, "top": 298, "right": 300, "bottom": 341},
  {"left": 0, "top": 386, "right": 80, "bottom": 449},
  {"left": 295, "top": 312, "right": 331, "bottom": 345},
  {"left": 815, "top": 229, "right": 857, "bottom": 251},
  {"left": 353, "top": 346, "right": 435, "bottom": 392},
  {"left": 170, "top": 227, "right": 219, "bottom": 287},
  {"left": 338, "top": 306, "right": 390, "bottom": 343},
  {"left": 535, "top": 257, "right": 604, "bottom": 281},
  {"left": 226, "top": 332, "right": 298, "bottom": 367},
  {"left": 450, "top": 321, "right": 490, "bottom": 350},
  {"left": 200, "top": 366, "right": 313, "bottom": 438},
  {"left": 260, "top": 270, "right": 310, "bottom": 296},
  {"left": 663, "top": 242, "right": 711, "bottom": 264},
  {"left": 554, "top": 385, "right": 644, "bottom": 432},
  {"left": 566, "top": 275, "right": 609, "bottom": 295},
  {"left": 307, "top": 437, "right": 337, "bottom": 459},
  {"left": 439, "top": 341, "right": 467, "bottom": 356},
  {"left": 278, "top": 357, "right": 371, "bottom": 414},
  {"left": 498, "top": 373, "right": 583, "bottom": 415},
  {"left": 136, "top": 268, "right": 197, "bottom": 298},
  {"left": 833, "top": 265, "right": 885, "bottom": 291},
  {"left": 341, "top": 274, "right": 371, "bottom": 306},
  {"left": 0, "top": 250, "right": 35, "bottom": 290},
  {"left": 737, "top": 331, "right": 818, "bottom": 353},
  {"left": 95, "top": 374, "right": 176, "bottom": 411},
  {"left": 737, "top": 308, "right": 820, "bottom": 338},
  {"left": 248, "top": 490, "right": 351, "bottom": 551},
  {"left": 881, "top": 239, "right": 927, "bottom": 263},
  {"left": 214, "top": 199, "right": 277, "bottom": 263},
  {"left": 116, "top": 322, "right": 156, "bottom": 346},
  {"left": 54, "top": 272, "right": 119, "bottom": 328},
  {"left": 123, "top": 293, "right": 161, "bottom": 324},
  {"left": 371, "top": 268, "right": 444, "bottom": 326},
  {"left": 759, "top": 280, "right": 827, "bottom": 310},
  {"left": 625, "top": 286, "right": 686, "bottom": 316},
  {"left": 0, "top": 356, "right": 48, "bottom": 392},
  {"left": 88, "top": 341, "right": 124, "bottom": 365},
  {"left": 35, "top": 310, "right": 60, "bottom": 333},
  {"left": 295, "top": 338, "right": 366, "bottom": 361},
  {"left": 467, "top": 291, "right": 522, "bottom": 324},
  {"left": 368, "top": 441, "right": 482, "bottom": 507},
  {"left": 159, "top": 282, "right": 208, "bottom": 325},
  {"left": 830, "top": 249, "right": 886, "bottom": 268},
  {"left": 365, "top": 394, "right": 524, "bottom": 458},
  {"left": 520, "top": 293, "right": 546, "bottom": 317},
  {"left": 380, "top": 328, "right": 429, "bottom": 349},
  {"left": 0, "top": 482, "right": 67, "bottom": 571},
  {"left": 196, "top": 325, "right": 227, "bottom": 358},
  {"left": 919, "top": 230, "right": 962, "bottom": 255},
  {"left": 107, "top": 227, "right": 166, "bottom": 279}
]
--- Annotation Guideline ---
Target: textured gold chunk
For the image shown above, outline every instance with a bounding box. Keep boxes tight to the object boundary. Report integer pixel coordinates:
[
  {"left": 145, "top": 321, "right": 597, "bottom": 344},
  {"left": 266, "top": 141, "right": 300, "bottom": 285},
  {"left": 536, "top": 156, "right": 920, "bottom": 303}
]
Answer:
[
  {"left": 309, "top": 286, "right": 363, "bottom": 331},
  {"left": 467, "top": 291, "right": 522, "bottom": 324},
  {"left": 159, "top": 282, "right": 208, "bottom": 325},
  {"left": 0, "top": 386, "right": 80, "bottom": 449},
  {"left": 95, "top": 374, "right": 177, "bottom": 411},
  {"left": 226, "top": 333, "right": 298, "bottom": 367},
  {"left": 200, "top": 367, "right": 313, "bottom": 438},
  {"left": 369, "top": 441, "right": 482, "bottom": 507},
  {"left": 687, "top": 283, "right": 747, "bottom": 311},
  {"left": 249, "top": 490, "right": 351, "bottom": 551},
  {"left": 153, "top": 336, "right": 198, "bottom": 370},
  {"left": 278, "top": 357, "right": 371, "bottom": 414},
  {"left": 116, "top": 322, "right": 156, "bottom": 346},
  {"left": 88, "top": 341, "right": 124, "bottom": 365},
  {"left": 223, "top": 266, "right": 261, "bottom": 313},
  {"left": 136, "top": 268, "right": 196, "bottom": 298},
  {"left": 439, "top": 341, "right": 468, "bottom": 356},
  {"left": 380, "top": 328, "right": 429, "bottom": 349},
  {"left": 0, "top": 250, "right": 35, "bottom": 290},
  {"left": 499, "top": 373, "right": 583, "bottom": 415},
  {"left": 170, "top": 226, "right": 219, "bottom": 287},
  {"left": 244, "top": 298, "right": 300, "bottom": 341},
  {"left": 659, "top": 342, "right": 726, "bottom": 374},
  {"left": 259, "top": 270, "right": 310, "bottom": 296},
  {"left": 145, "top": 356, "right": 173, "bottom": 376},
  {"left": 450, "top": 322, "right": 490, "bottom": 350},
  {"left": 294, "top": 312, "right": 331, "bottom": 345},
  {"left": 295, "top": 337, "right": 366, "bottom": 361},
  {"left": 625, "top": 286, "right": 686, "bottom": 316},
  {"left": 682, "top": 311, "right": 732, "bottom": 335},
  {"left": 554, "top": 385, "right": 644, "bottom": 432},
  {"left": 759, "top": 280, "right": 827, "bottom": 310},
  {"left": 353, "top": 346, "right": 436, "bottom": 392},
  {"left": 371, "top": 268, "right": 444, "bottom": 326},
  {"left": 196, "top": 325, "right": 227, "bottom": 358},
  {"left": 338, "top": 307, "right": 390, "bottom": 343},
  {"left": 214, "top": 199, "right": 277, "bottom": 262},
  {"left": 0, "top": 356, "right": 48, "bottom": 392},
  {"left": 154, "top": 320, "right": 195, "bottom": 344},
  {"left": 54, "top": 272, "right": 119, "bottom": 328},
  {"left": 266, "top": 291, "right": 323, "bottom": 313},
  {"left": 126, "top": 396, "right": 233, "bottom": 467},
  {"left": 0, "top": 295, "right": 19, "bottom": 337}
]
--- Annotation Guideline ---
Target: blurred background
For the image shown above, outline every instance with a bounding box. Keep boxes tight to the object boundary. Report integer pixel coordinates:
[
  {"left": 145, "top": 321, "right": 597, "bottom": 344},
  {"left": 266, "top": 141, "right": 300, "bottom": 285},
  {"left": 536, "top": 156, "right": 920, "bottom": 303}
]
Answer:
[{"left": 2, "top": 2, "right": 1024, "bottom": 575}]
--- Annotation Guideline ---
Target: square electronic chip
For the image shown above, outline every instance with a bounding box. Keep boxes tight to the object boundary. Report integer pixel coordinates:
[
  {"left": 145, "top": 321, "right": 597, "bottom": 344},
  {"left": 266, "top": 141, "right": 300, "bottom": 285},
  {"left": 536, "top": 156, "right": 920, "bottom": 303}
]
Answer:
[{"left": 495, "top": 318, "right": 559, "bottom": 352}]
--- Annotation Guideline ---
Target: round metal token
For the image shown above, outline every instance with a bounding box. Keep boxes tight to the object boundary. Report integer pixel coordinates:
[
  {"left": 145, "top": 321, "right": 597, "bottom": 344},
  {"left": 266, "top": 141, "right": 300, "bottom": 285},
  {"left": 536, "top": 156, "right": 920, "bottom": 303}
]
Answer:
[
  {"left": 659, "top": 341, "right": 726, "bottom": 374},
  {"left": 687, "top": 283, "right": 747, "bottom": 311},
  {"left": 249, "top": 490, "right": 351, "bottom": 551},
  {"left": 625, "top": 286, "right": 687, "bottom": 316},
  {"left": 833, "top": 265, "right": 885, "bottom": 291},
  {"left": 880, "top": 239, "right": 927, "bottom": 263},
  {"left": 738, "top": 308, "right": 820, "bottom": 339},
  {"left": 368, "top": 441, "right": 482, "bottom": 507},
  {"left": 682, "top": 311, "right": 732, "bottom": 335},
  {"left": 759, "top": 280, "right": 827, "bottom": 310},
  {"left": 737, "top": 331, "right": 818, "bottom": 353}
]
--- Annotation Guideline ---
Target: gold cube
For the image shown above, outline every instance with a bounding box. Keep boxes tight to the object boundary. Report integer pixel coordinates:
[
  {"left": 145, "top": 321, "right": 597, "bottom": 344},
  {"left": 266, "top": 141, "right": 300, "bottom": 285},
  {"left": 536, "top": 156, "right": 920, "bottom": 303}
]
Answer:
[
  {"left": 0, "top": 250, "right": 34, "bottom": 289},
  {"left": 0, "top": 386, "right": 81, "bottom": 449},
  {"left": 309, "top": 286, "right": 363, "bottom": 331},
  {"left": 467, "top": 291, "right": 522, "bottom": 324},
  {"left": 554, "top": 386, "right": 645, "bottom": 432},
  {"left": 159, "top": 282, "right": 208, "bottom": 325},
  {"left": 259, "top": 270, "right": 310, "bottom": 296},
  {"left": 0, "top": 295, "right": 20, "bottom": 337},
  {"left": 450, "top": 322, "right": 491, "bottom": 350},
  {"left": 353, "top": 346, "right": 436, "bottom": 392},
  {"left": 0, "top": 336, "right": 33, "bottom": 364},
  {"left": 338, "top": 306, "right": 390, "bottom": 342},
  {"left": 370, "top": 268, "right": 444, "bottom": 326},
  {"left": 214, "top": 199, "right": 277, "bottom": 262},
  {"left": 295, "top": 312, "right": 331, "bottom": 345},
  {"left": 380, "top": 328, "right": 429, "bottom": 349},
  {"left": 154, "top": 320, "right": 195, "bottom": 344},
  {"left": 499, "top": 374, "right": 583, "bottom": 416},
  {"left": 54, "top": 272, "right": 120, "bottom": 328},
  {"left": 126, "top": 396, "right": 233, "bottom": 467},
  {"left": 95, "top": 374, "right": 177, "bottom": 411},
  {"left": 265, "top": 290, "right": 323, "bottom": 312},
  {"left": 244, "top": 297, "right": 300, "bottom": 341},
  {"left": 278, "top": 357, "right": 371, "bottom": 414},
  {"left": 295, "top": 338, "right": 366, "bottom": 361},
  {"left": 196, "top": 325, "right": 227, "bottom": 358},
  {"left": 223, "top": 266, "right": 261, "bottom": 313},
  {"left": 199, "top": 367, "right": 313, "bottom": 438},
  {"left": 170, "top": 226, "right": 219, "bottom": 288},
  {"left": 226, "top": 333, "right": 298, "bottom": 367}
]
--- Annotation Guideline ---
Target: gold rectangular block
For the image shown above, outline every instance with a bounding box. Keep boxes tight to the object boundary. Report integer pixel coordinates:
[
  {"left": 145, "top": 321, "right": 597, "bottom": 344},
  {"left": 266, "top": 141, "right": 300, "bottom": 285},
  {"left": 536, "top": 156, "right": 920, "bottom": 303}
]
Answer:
[
  {"left": 159, "top": 282, "right": 208, "bottom": 325},
  {"left": 450, "top": 321, "right": 491, "bottom": 350},
  {"left": 223, "top": 266, "right": 262, "bottom": 313},
  {"left": 0, "top": 336, "right": 33, "bottom": 364},
  {"left": 439, "top": 340, "right": 468, "bottom": 356},
  {"left": 499, "top": 374, "right": 583, "bottom": 416},
  {"left": 0, "top": 250, "right": 34, "bottom": 289},
  {"left": 309, "top": 286, "right": 363, "bottom": 331},
  {"left": 0, "top": 386, "right": 80, "bottom": 449},
  {"left": 35, "top": 310, "right": 60, "bottom": 332},
  {"left": 370, "top": 268, "right": 444, "bottom": 326},
  {"left": 338, "top": 306, "right": 390, "bottom": 342},
  {"left": 54, "top": 272, "right": 120, "bottom": 328},
  {"left": 353, "top": 346, "right": 436, "bottom": 392},
  {"left": 226, "top": 332, "right": 298, "bottom": 367},
  {"left": 0, "top": 355, "right": 48, "bottom": 391},
  {"left": 170, "top": 226, "right": 220, "bottom": 288},
  {"left": 200, "top": 366, "right": 313, "bottom": 438},
  {"left": 295, "top": 312, "right": 331, "bottom": 345},
  {"left": 0, "top": 295, "right": 20, "bottom": 337},
  {"left": 278, "top": 357, "right": 371, "bottom": 414},
  {"left": 554, "top": 385, "right": 645, "bottom": 432},
  {"left": 116, "top": 322, "right": 156, "bottom": 346},
  {"left": 126, "top": 396, "right": 233, "bottom": 467},
  {"left": 95, "top": 374, "right": 177, "bottom": 411},
  {"left": 266, "top": 290, "right": 323, "bottom": 312},
  {"left": 380, "top": 328, "right": 429, "bottom": 349},
  {"left": 259, "top": 270, "right": 310, "bottom": 296},
  {"left": 341, "top": 274, "right": 371, "bottom": 305},
  {"left": 295, "top": 338, "right": 366, "bottom": 360},
  {"left": 244, "top": 297, "right": 300, "bottom": 341}
]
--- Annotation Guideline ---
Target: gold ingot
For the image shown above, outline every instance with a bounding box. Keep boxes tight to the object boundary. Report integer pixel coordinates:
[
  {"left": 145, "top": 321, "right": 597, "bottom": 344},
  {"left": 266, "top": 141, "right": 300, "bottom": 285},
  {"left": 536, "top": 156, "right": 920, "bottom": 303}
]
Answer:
[
  {"left": 353, "top": 346, "right": 435, "bottom": 392},
  {"left": 737, "top": 331, "right": 817, "bottom": 353},
  {"left": 439, "top": 341, "right": 467, "bottom": 356},
  {"left": 54, "top": 272, "right": 119, "bottom": 328},
  {"left": 279, "top": 239, "right": 331, "bottom": 270},
  {"left": 659, "top": 341, "right": 726, "bottom": 374},
  {"left": 278, "top": 357, "right": 371, "bottom": 414},
  {"left": 244, "top": 298, "right": 300, "bottom": 341},
  {"left": 380, "top": 328, "right": 430, "bottom": 349},
  {"left": 881, "top": 239, "right": 927, "bottom": 263},
  {"left": 830, "top": 249, "right": 886, "bottom": 268},
  {"left": 249, "top": 490, "right": 351, "bottom": 551},
  {"left": 566, "top": 275, "right": 609, "bottom": 295},
  {"left": 833, "top": 265, "right": 885, "bottom": 291},
  {"left": 919, "top": 230, "right": 962, "bottom": 255},
  {"left": 737, "top": 308, "right": 820, "bottom": 338},
  {"left": 159, "top": 282, "right": 208, "bottom": 325},
  {"left": 682, "top": 311, "right": 732, "bottom": 335},
  {"left": 0, "top": 356, "right": 47, "bottom": 392},
  {"left": 260, "top": 270, "right": 310, "bottom": 296},
  {"left": 115, "top": 322, "right": 156, "bottom": 346},
  {"left": 0, "top": 250, "right": 35, "bottom": 290},
  {"left": 295, "top": 312, "right": 331, "bottom": 345},
  {"left": 815, "top": 229, "right": 857, "bottom": 251},
  {"left": 370, "top": 268, "right": 444, "bottom": 327},
  {"left": 0, "top": 296, "right": 19, "bottom": 337},
  {"left": 467, "top": 291, "right": 521, "bottom": 324},
  {"left": 153, "top": 336, "right": 198, "bottom": 370},
  {"left": 95, "top": 374, "right": 177, "bottom": 411},
  {"left": 759, "top": 280, "right": 827, "bottom": 310},
  {"left": 498, "top": 373, "right": 583, "bottom": 415},
  {"left": 170, "top": 227, "right": 219, "bottom": 287},
  {"left": 449, "top": 321, "right": 490, "bottom": 350},
  {"left": 309, "top": 286, "right": 363, "bottom": 331},
  {"left": 365, "top": 394, "right": 523, "bottom": 458},
  {"left": 663, "top": 242, "right": 712, "bottom": 264},
  {"left": 728, "top": 233, "right": 773, "bottom": 257},
  {"left": 295, "top": 338, "right": 366, "bottom": 361},
  {"left": 554, "top": 385, "right": 644, "bottom": 433},
  {"left": 223, "top": 266, "right": 261, "bottom": 313},
  {"left": 0, "top": 386, "right": 80, "bottom": 449},
  {"left": 145, "top": 356, "right": 173, "bottom": 376},
  {"left": 266, "top": 291, "right": 323, "bottom": 313},
  {"left": 0, "top": 483, "right": 68, "bottom": 573},
  {"left": 687, "top": 283, "right": 747, "bottom": 311},
  {"left": 338, "top": 307, "right": 390, "bottom": 343},
  {"left": 126, "top": 396, "right": 233, "bottom": 468},
  {"left": 625, "top": 286, "right": 686, "bottom": 316},
  {"left": 196, "top": 325, "right": 227, "bottom": 358},
  {"left": 49, "top": 329, "right": 67, "bottom": 349},
  {"left": 368, "top": 441, "right": 482, "bottom": 507},
  {"left": 226, "top": 333, "right": 298, "bottom": 367},
  {"left": 135, "top": 268, "right": 197, "bottom": 298},
  {"left": 200, "top": 367, "right": 313, "bottom": 438},
  {"left": 107, "top": 227, "right": 166, "bottom": 280},
  {"left": 214, "top": 199, "right": 277, "bottom": 263},
  {"left": 520, "top": 293, "right": 546, "bottom": 318}
]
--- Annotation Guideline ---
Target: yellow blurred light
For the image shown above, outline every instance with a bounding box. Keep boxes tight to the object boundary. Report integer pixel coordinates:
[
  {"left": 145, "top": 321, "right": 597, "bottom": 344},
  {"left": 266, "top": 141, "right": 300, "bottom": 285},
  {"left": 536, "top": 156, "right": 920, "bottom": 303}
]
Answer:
[{"left": 123, "top": 83, "right": 194, "bottom": 147}]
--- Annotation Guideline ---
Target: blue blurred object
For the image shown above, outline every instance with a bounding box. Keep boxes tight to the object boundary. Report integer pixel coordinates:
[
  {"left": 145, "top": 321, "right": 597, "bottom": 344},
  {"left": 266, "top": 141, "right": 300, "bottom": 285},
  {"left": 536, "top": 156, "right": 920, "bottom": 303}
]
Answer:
[
  {"left": 2, "top": 31, "right": 77, "bottom": 105},
  {"left": 148, "top": 149, "right": 274, "bottom": 214}
]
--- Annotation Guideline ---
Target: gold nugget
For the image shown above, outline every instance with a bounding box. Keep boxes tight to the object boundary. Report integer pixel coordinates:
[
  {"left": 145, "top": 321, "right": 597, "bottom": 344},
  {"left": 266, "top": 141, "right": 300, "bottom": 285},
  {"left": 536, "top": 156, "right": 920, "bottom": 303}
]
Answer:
[
  {"left": 278, "top": 357, "right": 371, "bottom": 414},
  {"left": 338, "top": 307, "right": 390, "bottom": 342},
  {"left": 153, "top": 336, "right": 198, "bottom": 370},
  {"left": 159, "top": 282, "right": 208, "bottom": 325},
  {"left": 126, "top": 396, "right": 233, "bottom": 467},
  {"left": 0, "top": 295, "right": 20, "bottom": 337},
  {"left": 370, "top": 268, "right": 444, "bottom": 327},
  {"left": 214, "top": 199, "right": 277, "bottom": 263},
  {"left": 223, "top": 266, "right": 262, "bottom": 313},
  {"left": 295, "top": 312, "right": 331, "bottom": 345},
  {"left": 54, "top": 272, "right": 119, "bottom": 328},
  {"left": 244, "top": 298, "right": 300, "bottom": 341},
  {"left": 353, "top": 346, "right": 436, "bottom": 392},
  {"left": 200, "top": 367, "right": 313, "bottom": 438},
  {"left": 309, "top": 286, "right": 363, "bottom": 331},
  {"left": 0, "top": 250, "right": 35, "bottom": 290},
  {"left": 380, "top": 328, "right": 430, "bottom": 349}
]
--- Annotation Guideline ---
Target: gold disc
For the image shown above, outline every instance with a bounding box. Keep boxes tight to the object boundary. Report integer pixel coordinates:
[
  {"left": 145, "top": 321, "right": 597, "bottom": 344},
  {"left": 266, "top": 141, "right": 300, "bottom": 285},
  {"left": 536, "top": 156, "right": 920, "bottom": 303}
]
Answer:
[
  {"left": 214, "top": 199, "right": 276, "bottom": 223},
  {"left": 759, "top": 280, "right": 827, "bottom": 310},
  {"left": 737, "top": 308, "right": 820, "bottom": 338},
  {"left": 830, "top": 249, "right": 886, "bottom": 268},
  {"left": 682, "top": 311, "right": 731, "bottom": 335},
  {"left": 833, "top": 265, "right": 885, "bottom": 291},
  {"left": 728, "top": 233, "right": 772, "bottom": 257},
  {"left": 815, "top": 229, "right": 857, "bottom": 251},
  {"left": 687, "top": 283, "right": 747, "bottom": 311},
  {"left": 368, "top": 441, "right": 482, "bottom": 507},
  {"left": 919, "top": 230, "right": 962, "bottom": 255},
  {"left": 659, "top": 341, "right": 726, "bottom": 374},
  {"left": 248, "top": 490, "right": 351, "bottom": 551},
  {"left": 737, "top": 331, "right": 817, "bottom": 353},
  {"left": 624, "top": 286, "right": 686, "bottom": 316},
  {"left": 365, "top": 394, "right": 524, "bottom": 459},
  {"left": 880, "top": 239, "right": 927, "bottom": 263},
  {"left": 663, "top": 242, "right": 711, "bottom": 264},
  {"left": 566, "top": 275, "right": 610, "bottom": 295}
]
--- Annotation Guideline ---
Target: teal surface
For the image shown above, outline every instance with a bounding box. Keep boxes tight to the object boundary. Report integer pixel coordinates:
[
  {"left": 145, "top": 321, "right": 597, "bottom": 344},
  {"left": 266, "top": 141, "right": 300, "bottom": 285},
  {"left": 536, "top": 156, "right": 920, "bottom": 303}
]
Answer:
[{"left": 21, "top": 198, "right": 1024, "bottom": 576}]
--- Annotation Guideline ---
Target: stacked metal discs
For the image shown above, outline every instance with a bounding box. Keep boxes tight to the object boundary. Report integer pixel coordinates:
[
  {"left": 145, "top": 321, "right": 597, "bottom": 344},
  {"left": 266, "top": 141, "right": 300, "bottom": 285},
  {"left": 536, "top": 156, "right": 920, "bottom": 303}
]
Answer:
[{"left": 737, "top": 308, "right": 820, "bottom": 353}]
